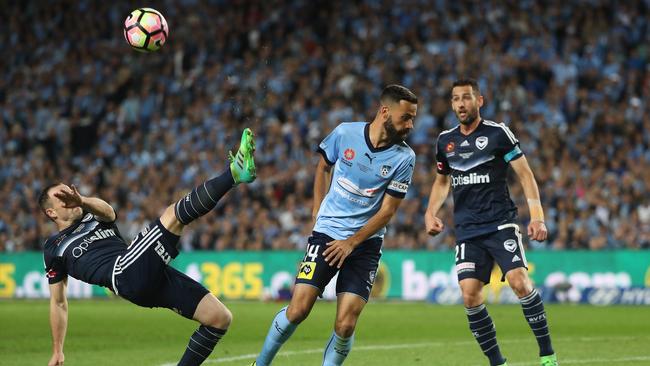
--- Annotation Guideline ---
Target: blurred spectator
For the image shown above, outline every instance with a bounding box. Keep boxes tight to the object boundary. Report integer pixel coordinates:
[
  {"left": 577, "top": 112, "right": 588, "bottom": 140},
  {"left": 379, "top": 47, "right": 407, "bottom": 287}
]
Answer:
[{"left": 1, "top": 0, "right": 648, "bottom": 252}]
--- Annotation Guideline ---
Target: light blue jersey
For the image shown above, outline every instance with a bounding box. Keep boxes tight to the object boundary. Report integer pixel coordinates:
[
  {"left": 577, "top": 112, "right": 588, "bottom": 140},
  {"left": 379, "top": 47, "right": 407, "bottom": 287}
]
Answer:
[{"left": 314, "top": 122, "right": 416, "bottom": 240}]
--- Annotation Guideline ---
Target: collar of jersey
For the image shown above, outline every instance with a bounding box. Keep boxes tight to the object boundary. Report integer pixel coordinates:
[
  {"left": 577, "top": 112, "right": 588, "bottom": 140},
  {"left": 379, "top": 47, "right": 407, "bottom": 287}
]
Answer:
[
  {"left": 459, "top": 119, "right": 485, "bottom": 137},
  {"left": 364, "top": 123, "right": 394, "bottom": 153}
]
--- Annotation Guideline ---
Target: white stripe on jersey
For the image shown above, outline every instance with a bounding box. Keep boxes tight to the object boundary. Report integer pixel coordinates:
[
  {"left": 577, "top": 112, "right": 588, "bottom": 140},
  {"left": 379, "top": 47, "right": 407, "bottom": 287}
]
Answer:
[
  {"left": 438, "top": 125, "right": 459, "bottom": 136},
  {"left": 114, "top": 227, "right": 162, "bottom": 274},
  {"left": 484, "top": 120, "right": 518, "bottom": 144}
]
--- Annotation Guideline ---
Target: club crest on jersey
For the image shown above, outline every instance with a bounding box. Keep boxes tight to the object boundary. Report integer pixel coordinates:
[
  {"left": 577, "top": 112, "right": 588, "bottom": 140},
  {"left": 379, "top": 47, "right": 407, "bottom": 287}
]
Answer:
[
  {"left": 344, "top": 148, "right": 355, "bottom": 160},
  {"left": 476, "top": 136, "right": 488, "bottom": 150},
  {"left": 380, "top": 165, "right": 391, "bottom": 177},
  {"left": 503, "top": 239, "right": 517, "bottom": 253}
]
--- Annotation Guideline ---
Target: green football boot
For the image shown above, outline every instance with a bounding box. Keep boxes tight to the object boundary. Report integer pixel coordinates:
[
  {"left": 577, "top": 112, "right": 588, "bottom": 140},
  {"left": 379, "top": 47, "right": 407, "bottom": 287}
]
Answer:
[
  {"left": 541, "top": 354, "right": 558, "bottom": 366},
  {"left": 229, "top": 128, "right": 257, "bottom": 184}
]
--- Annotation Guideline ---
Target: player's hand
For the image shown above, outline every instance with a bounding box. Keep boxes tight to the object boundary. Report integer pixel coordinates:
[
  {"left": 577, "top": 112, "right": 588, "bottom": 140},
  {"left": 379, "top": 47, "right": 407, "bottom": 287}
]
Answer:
[
  {"left": 48, "top": 351, "right": 64, "bottom": 366},
  {"left": 425, "top": 212, "right": 444, "bottom": 236},
  {"left": 54, "top": 185, "right": 83, "bottom": 208},
  {"left": 528, "top": 221, "right": 547, "bottom": 241},
  {"left": 323, "top": 240, "right": 354, "bottom": 269}
]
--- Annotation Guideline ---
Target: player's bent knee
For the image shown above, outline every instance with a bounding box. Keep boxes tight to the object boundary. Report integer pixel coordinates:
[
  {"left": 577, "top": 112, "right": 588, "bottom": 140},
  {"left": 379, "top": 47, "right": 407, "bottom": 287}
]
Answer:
[
  {"left": 286, "top": 304, "right": 311, "bottom": 324},
  {"left": 334, "top": 318, "right": 357, "bottom": 338},
  {"left": 462, "top": 291, "right": 483, "bottom": 307},
  {"left": 205, "top": 305, "right": 232, "bottom": 329}
]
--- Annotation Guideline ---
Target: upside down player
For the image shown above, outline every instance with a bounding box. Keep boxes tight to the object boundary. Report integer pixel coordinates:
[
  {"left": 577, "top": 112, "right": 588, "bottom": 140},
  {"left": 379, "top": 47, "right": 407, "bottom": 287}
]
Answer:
[
  {"left": 253, "top": 85, "right": 417, "bottom": 366},
  {"left": 425, "top": 79, "right": 558, "bottom": 366},
  {"left": 39, "top": 129, "right": 256, "bottom": 366}
]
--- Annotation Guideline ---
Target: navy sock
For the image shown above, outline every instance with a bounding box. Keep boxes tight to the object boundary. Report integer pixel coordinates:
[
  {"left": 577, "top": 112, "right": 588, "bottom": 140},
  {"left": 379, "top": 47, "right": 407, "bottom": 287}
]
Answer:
[
  {"left": 178, "top": 325, "right": 226, "bottom": 366},
  {"left": 174, "top": 168, "right": 234, "bottom": 225},
  {"left": 466, "top": 304, "right": 506, "bottom": 366},
  {"left": 520, "top": 288, "right": 554, "bottom": 356}
]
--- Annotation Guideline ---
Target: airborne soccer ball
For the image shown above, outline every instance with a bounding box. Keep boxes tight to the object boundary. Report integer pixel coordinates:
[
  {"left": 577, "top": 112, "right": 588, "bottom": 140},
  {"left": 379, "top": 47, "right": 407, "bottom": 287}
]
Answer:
[{"left": 124, "top": 8, "right": 168, "bottom": 52}]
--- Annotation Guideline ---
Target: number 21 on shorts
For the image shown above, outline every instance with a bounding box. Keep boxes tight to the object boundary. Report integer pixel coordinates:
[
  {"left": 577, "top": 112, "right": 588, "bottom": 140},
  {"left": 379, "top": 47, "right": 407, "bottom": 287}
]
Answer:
[{"left": 455, "top": 243, "right": 466, "bottom": 262}]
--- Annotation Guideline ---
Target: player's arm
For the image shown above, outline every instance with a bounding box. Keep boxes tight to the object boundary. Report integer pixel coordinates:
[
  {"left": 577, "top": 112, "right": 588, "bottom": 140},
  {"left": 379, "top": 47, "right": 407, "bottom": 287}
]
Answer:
[
  {"left": 425, "top": 172, "right": 451, "bottom": 236},
  {"left": 312, "top": 156, "right": 333, "bottom": 221},
  {"left": 54, "top": 185, "right": 116, "bottom": 222},
  {"left": 48, "top": 279, "right": 68, "bottom": 366},
  {"left": 323, "top": 194, "right": 404, "bottom": 268},
  {"left": 510, "top": 155, "right": 547, "bottom": 241}
]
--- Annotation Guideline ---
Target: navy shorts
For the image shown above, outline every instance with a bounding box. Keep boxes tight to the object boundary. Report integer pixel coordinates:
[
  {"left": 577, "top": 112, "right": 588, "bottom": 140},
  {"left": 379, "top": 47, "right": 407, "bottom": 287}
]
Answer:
[
  {"left": 294, "top": 231, "right": 382, "bottom": 302},
  {"left": 112, "top": 219, "right": 209, "bottom": 319},
  {"left": 455, "top": 223, "right": 528, "bottom": 284}
]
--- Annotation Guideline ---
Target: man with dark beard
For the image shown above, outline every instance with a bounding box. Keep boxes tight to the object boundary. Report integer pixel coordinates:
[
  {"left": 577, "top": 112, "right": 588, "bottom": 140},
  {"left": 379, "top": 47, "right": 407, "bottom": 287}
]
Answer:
[
  {"left": 425, "top": 79, "right": 558, "bottom": 366},
  {"left": 253, "top": 85, "right": 417, "bottom": 366}
]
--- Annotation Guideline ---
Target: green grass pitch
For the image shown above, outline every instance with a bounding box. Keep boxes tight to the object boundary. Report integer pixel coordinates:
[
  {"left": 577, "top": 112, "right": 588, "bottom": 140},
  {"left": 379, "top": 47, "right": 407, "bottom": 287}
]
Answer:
[{"left": 1, "top": 299, "right": 648, "bottom": 365}]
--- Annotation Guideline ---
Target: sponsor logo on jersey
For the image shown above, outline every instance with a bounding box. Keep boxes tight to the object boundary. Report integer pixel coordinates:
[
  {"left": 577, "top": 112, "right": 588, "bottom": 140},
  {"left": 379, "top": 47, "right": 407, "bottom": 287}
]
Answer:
[
  {"left": 71, "top": 228, "right": 117, "bottom": 258},
  {"left": 446, "top": 142, "right": 455, "bottom": 152},
  {"left": 337, "top": 177, "right": 380, "bottom": 197},
  {"left": 380, "top": 165, "right": 391, "bottom": 177},
  {"left": 476, "top": 136, "right": 488, "bottom": 150},
  {"left": 451, "top": 173, "right": 490, "bottom": 187},
  {"left": 344, "top": 148, "right": 355, "bottom": 160},
  {"left": 504, "top": 239, "right": 517, "bottom": 253},
  {"left": 436, "top": 162, "right": 445, "bottom": 171},
  {"left": 297, "top": 261, "right": 316, "bottom": 280},
  {"left": 512, "top": 254, "right": 521, "bottom": 262},
  {"left": 460, "top": 140, "right": 470, "bottom": 147},
  {"left": 459, "top": 152, "right": 474, "bottom": 159}
]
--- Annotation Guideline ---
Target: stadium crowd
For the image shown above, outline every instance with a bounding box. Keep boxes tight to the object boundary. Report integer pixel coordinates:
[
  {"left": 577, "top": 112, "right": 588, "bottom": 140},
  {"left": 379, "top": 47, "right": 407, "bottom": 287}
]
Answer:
[{"left": 1, "top": 0, "right": 649, "bottom": 253}]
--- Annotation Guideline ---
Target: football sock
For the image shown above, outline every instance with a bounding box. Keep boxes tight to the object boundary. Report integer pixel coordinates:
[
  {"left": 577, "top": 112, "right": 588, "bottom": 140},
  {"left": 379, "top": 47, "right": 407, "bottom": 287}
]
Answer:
[
  {"left": 178, "top": 325, "right": 226, "bottom": 366},
  {"left": 466, "top": 304, "right": 506, "bottom": 366},
  {"left": 174, "top": 168, "right": 235, "bottom": 225},
  {"left": 323, "top": 331, "right": 354, "bottom": 366},
  {"left": 520, "top": 288, "right": 554, "bottom": 356},
  {"left": 256, "top": 307, "right": 298, "bottom": 366}
]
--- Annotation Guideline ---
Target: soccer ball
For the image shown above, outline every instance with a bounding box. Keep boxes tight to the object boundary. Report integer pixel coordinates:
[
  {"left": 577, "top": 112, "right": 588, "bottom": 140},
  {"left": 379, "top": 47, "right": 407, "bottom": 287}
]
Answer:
[{"left": 124, "top": 8, "right": 168, "bottom": 52}]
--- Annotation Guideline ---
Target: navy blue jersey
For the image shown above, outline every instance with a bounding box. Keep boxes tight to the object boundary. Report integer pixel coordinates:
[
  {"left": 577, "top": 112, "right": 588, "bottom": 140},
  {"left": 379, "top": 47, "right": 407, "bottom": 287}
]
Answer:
[
  {"left": 43, "top": 212, "right": 127, "bottom": 289},
  {"left": 436, "top": 120, "right": 524, "bottom": 241}
]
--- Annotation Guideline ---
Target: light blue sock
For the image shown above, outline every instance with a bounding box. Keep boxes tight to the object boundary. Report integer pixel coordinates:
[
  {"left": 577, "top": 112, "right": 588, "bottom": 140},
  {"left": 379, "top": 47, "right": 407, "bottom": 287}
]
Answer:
[
  {"left": 322, "top": 331, "right": 354, "bottom": 366},
  {"left": 256, "top": 307, "right": 297, "bottom": 366}
]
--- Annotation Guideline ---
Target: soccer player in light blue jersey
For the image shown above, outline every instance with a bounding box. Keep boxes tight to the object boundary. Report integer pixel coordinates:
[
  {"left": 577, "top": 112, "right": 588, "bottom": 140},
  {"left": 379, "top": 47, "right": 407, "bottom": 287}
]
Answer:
[{"left": 253, "top": 85, "right": 417, "bottom": 366}]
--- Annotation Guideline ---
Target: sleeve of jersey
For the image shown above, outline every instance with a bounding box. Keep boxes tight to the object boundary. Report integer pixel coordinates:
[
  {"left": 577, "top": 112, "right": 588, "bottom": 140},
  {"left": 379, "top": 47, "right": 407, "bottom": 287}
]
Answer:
[
  {"left": 316, "top": 126, "right": 340, "bottom": 166},
  {"left": 386, "top": 155, "right": 416, "bottom": 199},
  {"left": 435, "top": 138, "right": 451, "bottom": 175},
  {"left": 43, "top": 251, "right": 67, "bottom": 285},
  {"left": 499, "top": 124, "right": 524, "bottom": 163}
]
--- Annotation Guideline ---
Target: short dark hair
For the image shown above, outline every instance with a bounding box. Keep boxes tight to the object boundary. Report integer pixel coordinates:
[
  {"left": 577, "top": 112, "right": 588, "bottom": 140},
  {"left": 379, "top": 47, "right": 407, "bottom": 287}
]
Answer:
[
  {"left": 451, "top": 78, "right": 481, "bottom": 96},
  {"left": 380, "top": 84, "right": 418, "bottom": 105},
  {"left": 38, "top": 183, "right": 61, "bottom": 213}
]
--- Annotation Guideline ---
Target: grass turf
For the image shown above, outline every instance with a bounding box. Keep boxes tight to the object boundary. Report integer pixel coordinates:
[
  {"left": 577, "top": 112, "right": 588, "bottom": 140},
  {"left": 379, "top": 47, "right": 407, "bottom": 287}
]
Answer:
[{"left": 0, "top": 299, "right": 648, "bottom": 365}]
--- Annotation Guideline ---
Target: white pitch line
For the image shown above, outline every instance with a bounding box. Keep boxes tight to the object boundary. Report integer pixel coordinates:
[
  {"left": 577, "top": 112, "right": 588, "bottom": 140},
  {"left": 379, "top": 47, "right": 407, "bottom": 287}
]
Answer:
[
  {"left": 505, "top": 356, "right": 650, "bottom": 366},
  {"left": 159, "top": 335, "right": 647, "bottom": 366}
]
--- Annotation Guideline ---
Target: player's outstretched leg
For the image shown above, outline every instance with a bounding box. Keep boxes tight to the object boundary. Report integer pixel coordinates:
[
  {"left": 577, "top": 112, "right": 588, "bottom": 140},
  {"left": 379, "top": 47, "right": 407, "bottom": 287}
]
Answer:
[
  {"left": 174, "top": 128, "right": 256, "bottom": 226},
  {"left": 519, "top": 289, "right": 557, "bottom": 366},
  {"left": 178, "top": 325, "right": 227, "bottom": 366}
]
